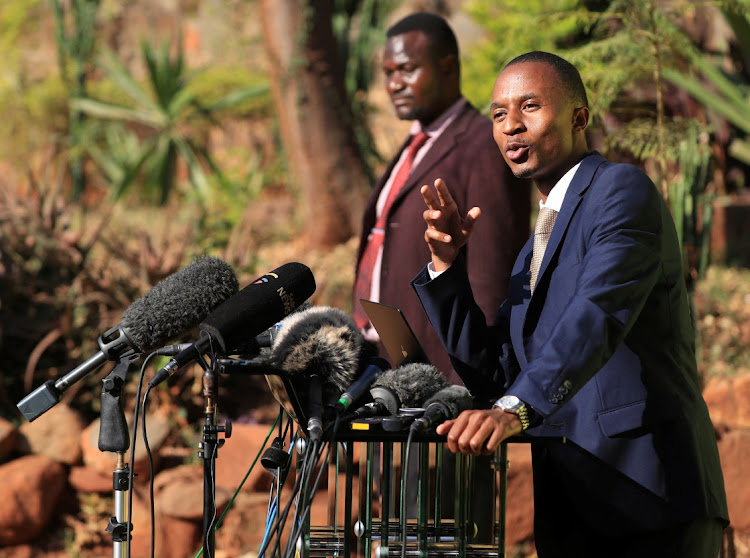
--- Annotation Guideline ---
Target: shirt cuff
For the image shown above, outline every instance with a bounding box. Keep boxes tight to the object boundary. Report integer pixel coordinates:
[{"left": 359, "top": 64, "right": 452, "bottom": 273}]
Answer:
[{"left": 427, "top": 261, "right": 447, "bottom": 280}]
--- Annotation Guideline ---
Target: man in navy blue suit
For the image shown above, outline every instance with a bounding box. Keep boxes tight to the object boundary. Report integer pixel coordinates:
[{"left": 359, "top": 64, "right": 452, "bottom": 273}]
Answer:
[{"left": 411, "top": 51, "right": 728, "bottom": 557}]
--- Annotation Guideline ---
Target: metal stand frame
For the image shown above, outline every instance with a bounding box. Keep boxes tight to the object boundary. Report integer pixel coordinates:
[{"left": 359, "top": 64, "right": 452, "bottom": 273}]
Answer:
[
  {"left": 297, "top": 432, "right": 510, "bottom": 558},
  {"left": 198, "top": 366, "right": 232, "bottom": 558},
  {"left": 98, "top": 349, "right": 140, "bottom": 558}
]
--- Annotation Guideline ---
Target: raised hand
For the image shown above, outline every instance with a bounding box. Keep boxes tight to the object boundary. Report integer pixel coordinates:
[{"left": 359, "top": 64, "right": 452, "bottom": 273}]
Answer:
[{"left": 421, "top": 178, "right": 481, "bottom": 271}]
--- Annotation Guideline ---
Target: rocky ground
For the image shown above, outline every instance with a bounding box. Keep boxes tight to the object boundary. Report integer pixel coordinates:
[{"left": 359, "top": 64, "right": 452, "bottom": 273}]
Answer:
[{"left": 0, "top": 265, "right": 748, "bottom": 558}]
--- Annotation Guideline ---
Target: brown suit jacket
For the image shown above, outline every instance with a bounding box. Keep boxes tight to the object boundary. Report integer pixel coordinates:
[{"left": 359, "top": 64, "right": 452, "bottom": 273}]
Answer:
[{"left": 355, "top": 102, "right": 529, "bottom": 384}]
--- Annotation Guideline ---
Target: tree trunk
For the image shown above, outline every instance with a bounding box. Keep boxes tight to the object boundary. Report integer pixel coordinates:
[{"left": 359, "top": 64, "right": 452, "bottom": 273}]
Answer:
[{"left": 260, "top": 0, "right": 370, "bottom": 248}]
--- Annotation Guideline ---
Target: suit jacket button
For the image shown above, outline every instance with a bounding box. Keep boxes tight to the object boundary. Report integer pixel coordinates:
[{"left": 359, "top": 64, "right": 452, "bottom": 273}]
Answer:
[{"left": 563, "top": 380, "right": 573, "bottom": 389}]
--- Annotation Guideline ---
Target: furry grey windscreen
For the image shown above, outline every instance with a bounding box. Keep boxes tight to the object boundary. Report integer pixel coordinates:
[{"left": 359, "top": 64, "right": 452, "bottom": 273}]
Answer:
[
  {"left": 120, "top": 256, "right": 238, "bottom": 351},
  {"left": 372, "top": 362, "right": 451, "bottom": 408},
  {"left": 271, "top": 306, "right": 365, "bottom": 392},
  {"left": 423, "top": 385, "right": 473, "bottom": 417}
]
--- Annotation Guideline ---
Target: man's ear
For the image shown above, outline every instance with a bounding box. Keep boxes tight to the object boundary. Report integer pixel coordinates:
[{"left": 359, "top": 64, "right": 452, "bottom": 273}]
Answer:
[
  {"left": 439, "top": 54, "right": 459, "bottom": 77},
  {"left": 572, "top": 106, "right": 589, "bottom": 133}
]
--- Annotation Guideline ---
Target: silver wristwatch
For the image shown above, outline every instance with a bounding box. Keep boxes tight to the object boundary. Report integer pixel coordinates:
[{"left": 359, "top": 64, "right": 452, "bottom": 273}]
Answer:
[{"left": 494, "top": 395, "right": 531, "bottom": 430}]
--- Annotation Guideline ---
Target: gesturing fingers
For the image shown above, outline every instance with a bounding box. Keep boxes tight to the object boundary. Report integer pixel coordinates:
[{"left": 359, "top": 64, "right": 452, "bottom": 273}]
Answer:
[
  {"left": 421, "top": 183, "right": 440, "bottom": 211},
  {"left": 433, "top": 178, "right": 456, "bottom": 210}
]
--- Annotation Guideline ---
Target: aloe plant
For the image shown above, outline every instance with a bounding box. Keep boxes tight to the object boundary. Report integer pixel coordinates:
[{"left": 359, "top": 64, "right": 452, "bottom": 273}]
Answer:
[
  {"left": 663, "top": 39, "right": 750, "bottom": 166},
  {"left": 51, "top": 0, "right": 100, "bottom": 199},
  {"left": 73, "top": 40, "right": 267, "bottom": 204}
]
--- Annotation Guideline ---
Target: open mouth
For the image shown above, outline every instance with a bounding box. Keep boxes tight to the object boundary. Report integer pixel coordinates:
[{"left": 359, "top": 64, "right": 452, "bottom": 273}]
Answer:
[{"left": 505, "top": 144, "right": 530, "bottom": 162}]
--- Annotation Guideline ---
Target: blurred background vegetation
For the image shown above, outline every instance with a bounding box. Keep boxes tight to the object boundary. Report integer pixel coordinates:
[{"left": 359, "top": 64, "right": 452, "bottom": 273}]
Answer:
[{"left": 0, "top": 0, "right": 748, "bottom": 431}]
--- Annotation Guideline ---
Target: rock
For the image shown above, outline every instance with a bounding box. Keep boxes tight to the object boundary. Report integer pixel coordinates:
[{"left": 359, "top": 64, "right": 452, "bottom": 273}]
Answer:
[
  {"left": 717, "top": 428, "right": 750, "bottom": 532},
  {"left": 0, "top": 454, "right": 67, "bottom": 545},
  {"left": 80, "top": 412, "right": 171, "bottom": 478},
  {"left": 17, "top": 404, "right": 85, "bottom": 465},
  {"left": 0, "top": 417, "right": 18, "bottom": 463},
  {"left": 214, "top": 491, "right": 276, "bottom": 557},
  {"left": 69, "top": 465, "right": 114, "bottom": 493},
  {"left": 151, "top": 464, "right": 233, "bottom": 558},
  {"left": 703, "top": 375, "right": 750, "bottom": 430},
  {"left": 215, "top": 422, "right": 285, "bottom": 494},
  {"left": 0, "top": 544, "right": 34, "bottom": 558}
]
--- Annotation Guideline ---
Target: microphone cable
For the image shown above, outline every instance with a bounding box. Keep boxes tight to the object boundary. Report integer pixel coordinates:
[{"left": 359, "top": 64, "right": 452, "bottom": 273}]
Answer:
[
  {"left": 282, "top": 413, "right": 343, "bottom": 558},
  {"left": 400, "top": 427, "right": 417, "bottom": 558},
  {"left": 259, "top": 445, "right": 308, "bottom": 558},
  {"left": 199, "top": 412, "right": 285, "bottom": 558},
  {"left": 259, "top": 413, "right": 296, "bottom": 557},
  {"left": 278, "top": 436, "right": 322, "bottom": 558},
  {"left": 134, "top": 337, "right": 215, "bottom": 558},
  {"left": 125, "top": 350, "right": 160, "bottom": 558}
]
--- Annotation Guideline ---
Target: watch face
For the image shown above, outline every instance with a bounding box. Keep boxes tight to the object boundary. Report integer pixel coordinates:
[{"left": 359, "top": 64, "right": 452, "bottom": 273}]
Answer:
[{"left": 499, "top": 395, "right": 523, "bottom": 412}]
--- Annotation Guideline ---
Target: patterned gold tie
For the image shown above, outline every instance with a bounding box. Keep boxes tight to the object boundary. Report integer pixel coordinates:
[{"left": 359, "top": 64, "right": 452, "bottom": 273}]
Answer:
[{"left": 530, "top": 207, "right": 558, "bottom": 293}]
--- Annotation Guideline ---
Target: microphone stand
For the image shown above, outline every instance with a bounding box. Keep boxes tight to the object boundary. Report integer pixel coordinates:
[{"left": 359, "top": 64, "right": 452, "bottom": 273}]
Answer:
[
  {"left": 98, "top": 349, "right": 140, "bottom": 558},
  {"left": 199, "top": 364, "right": 232, "bottom": 558}
]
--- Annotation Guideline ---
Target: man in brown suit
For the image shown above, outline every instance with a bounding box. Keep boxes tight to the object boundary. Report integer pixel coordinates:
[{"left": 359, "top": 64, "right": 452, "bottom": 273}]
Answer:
[{"left": 353, "top": 12, "right": 529, "bottom": 384}]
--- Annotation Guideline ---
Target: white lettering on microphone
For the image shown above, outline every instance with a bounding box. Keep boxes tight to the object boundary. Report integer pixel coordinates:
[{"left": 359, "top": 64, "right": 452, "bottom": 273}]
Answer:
[{"left": 277, "top": 286, "right": 296, "bottom": 314}]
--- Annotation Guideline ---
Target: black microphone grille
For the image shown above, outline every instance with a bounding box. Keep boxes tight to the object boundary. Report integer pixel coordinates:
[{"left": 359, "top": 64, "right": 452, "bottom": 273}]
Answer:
[{"left": 121, "top": 256, "right": 238, "bottom": 351}]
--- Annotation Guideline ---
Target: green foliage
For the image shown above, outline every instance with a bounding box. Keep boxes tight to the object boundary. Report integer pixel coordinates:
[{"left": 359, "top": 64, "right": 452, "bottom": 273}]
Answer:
[
  {"left": 73, "top": 40, "right": 269, "bottom": 205},
  {"left": 662, "top": 9, "right": 750, "bottom": 167},
  {"left": 52, "top": 0, "right": 101, "bottom": 198},
  {"left": 188, "top": 65, "right": 273, "bottom": 116},
  {"left": 0, "top": 0, "right": 43, "bottom": 63},
  {"left": 0, "top": 74, "right": 69, "bottom": 159},
  {"left": 462, "top": 0, "right": 587, "bottom": 111},
  {"left": 0, "top": 1, "right": 56, "bottom": 159},
  {"left": 465, "top": 0, "right": 749, "bottom": 281},
  {"left": 695, "top": 266, "right": 750, "bottom": 377},
  {"left": 332, "top": 0, "right": 396, "bottom": 173}
]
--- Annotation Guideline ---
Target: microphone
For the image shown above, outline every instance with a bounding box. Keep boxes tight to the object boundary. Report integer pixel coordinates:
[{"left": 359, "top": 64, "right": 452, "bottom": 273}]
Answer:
[
  {"left": 17, "top": 256, "right": 238, "bottom": 422},
  {"left": 229, "top": 300, "right": 313, "bottom": 357},
  {"left": 149, "top": 262, "right": 316, "bottom": 388},
  {"left": 346, "top": 364, "right": 450, "bottom": 432},
  {"left": 271, "top": 305, "right": 368, "bottom": 438},
  {"left": 334, "top": 357, "right": 391, "bottom": 413},
  {"left": 352, "top": 362, "right": 450, "bottom": 420},
  {"left": 271, "top": 305, "right": 367, "bottom": 391},
  {"left": 372, "top": 363, "right": 450, "bottom": 408},
  {"left": 350, "top": 362, "right": 450, "bottom": 420},
  {"left": 410, "top": 385, "right": 473, "bottom": 433}
]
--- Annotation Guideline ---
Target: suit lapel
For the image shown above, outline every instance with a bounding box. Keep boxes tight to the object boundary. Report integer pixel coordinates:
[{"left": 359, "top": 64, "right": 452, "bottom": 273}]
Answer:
[
  {"left": 513, "top": 153, "right": 607, "bottom": 358},
  {"left": 533, "top": 152, "right": 607, "bottom": 294},
  {"left": 389, "top": 104, "right": 475, "bottom": 208}
]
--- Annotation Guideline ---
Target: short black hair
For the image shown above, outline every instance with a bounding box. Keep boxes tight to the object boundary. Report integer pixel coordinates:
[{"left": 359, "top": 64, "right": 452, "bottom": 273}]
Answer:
[
  {"left": 506, "top": 51, "right": 588, "bottom": 107},
  {"left": 386, "top": 12, "right": 459, "bottom": 60}
]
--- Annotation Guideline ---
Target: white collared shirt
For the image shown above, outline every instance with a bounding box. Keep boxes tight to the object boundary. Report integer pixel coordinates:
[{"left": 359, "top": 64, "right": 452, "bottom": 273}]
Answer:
[{"left": 427, "top": 161, "right": 583, "bottom": 279}]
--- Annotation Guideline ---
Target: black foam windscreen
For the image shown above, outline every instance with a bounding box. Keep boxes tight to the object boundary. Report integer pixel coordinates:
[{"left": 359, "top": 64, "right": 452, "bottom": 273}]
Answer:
[
  {"left": 411, "top": 384, "right": 473, "bottom": 432},
  {"left": 121, "top": 256, "right": 238, "bottom": 351},
  {"left": 372, "top": 362, "right": 450, "bottom": 408},
  {"left": 422, "top": 385, "right": 473, "bottom": 417},
  {"left": 200, "top": 262, "right": 316, "bottom": 354}
]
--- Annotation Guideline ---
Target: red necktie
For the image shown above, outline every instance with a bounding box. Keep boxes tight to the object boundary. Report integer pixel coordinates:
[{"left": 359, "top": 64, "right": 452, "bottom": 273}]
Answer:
[{"left": 353, "top": 131, "right": 430, "bottom": 328}]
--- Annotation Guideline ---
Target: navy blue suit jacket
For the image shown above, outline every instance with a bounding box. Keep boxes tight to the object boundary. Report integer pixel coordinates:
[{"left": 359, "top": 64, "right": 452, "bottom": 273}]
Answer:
[{"left": 412, "top": 153, "right": 728, "bottom": 536}]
